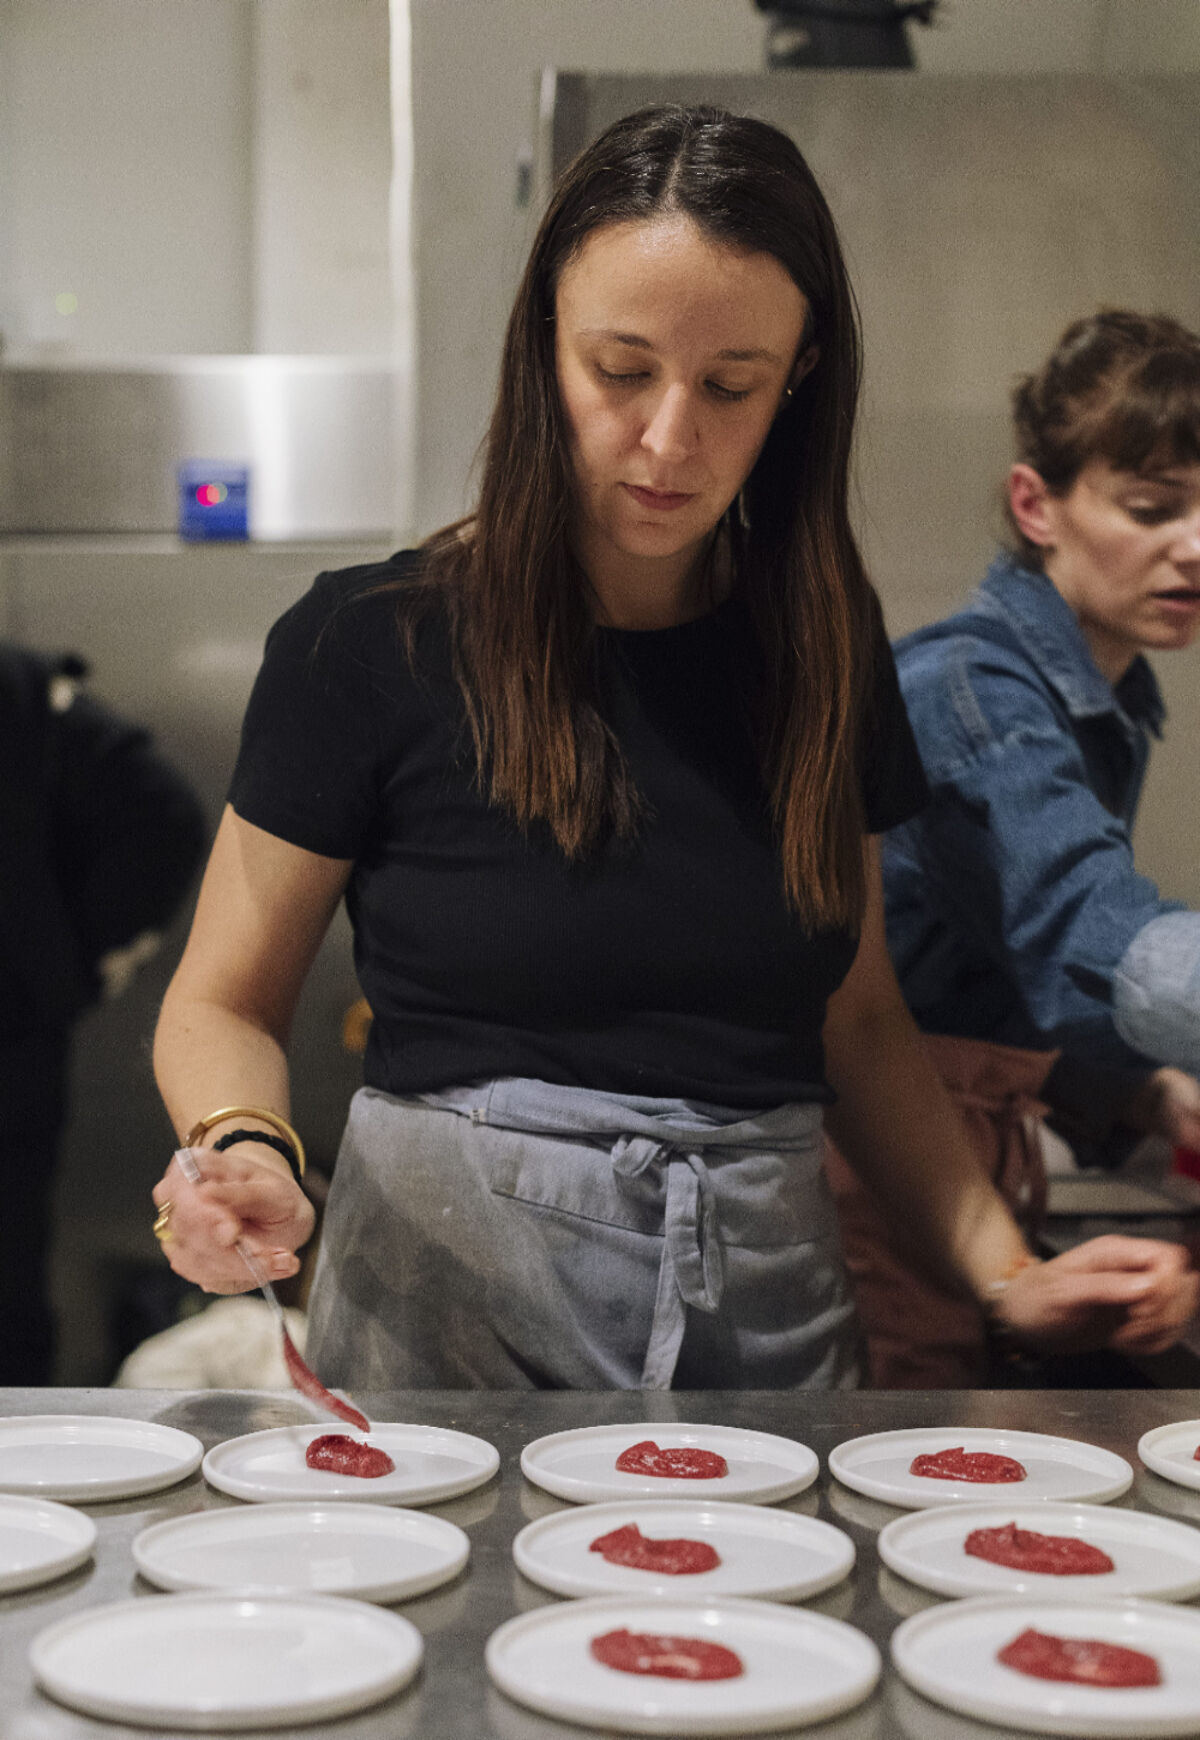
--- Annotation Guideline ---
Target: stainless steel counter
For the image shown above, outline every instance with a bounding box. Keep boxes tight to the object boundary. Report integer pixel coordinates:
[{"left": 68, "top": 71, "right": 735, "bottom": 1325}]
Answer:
[{"left": 4, "top": 1386, "right": 1200, "bottom": 1739}]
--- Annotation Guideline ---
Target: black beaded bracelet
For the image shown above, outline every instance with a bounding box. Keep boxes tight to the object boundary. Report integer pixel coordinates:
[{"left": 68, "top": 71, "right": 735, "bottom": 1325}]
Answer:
[{"left": 211, "top": 1127, "right": 304, "bottom": 1185}]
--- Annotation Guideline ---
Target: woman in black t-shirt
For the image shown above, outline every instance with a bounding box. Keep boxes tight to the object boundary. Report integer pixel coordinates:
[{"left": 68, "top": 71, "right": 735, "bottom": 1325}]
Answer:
[{"left": 150, "top": 107, "right": 1195, "bottom": 1390}]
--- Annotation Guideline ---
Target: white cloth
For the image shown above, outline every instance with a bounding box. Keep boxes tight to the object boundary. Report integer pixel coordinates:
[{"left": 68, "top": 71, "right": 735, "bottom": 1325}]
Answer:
[{"left": 113, "top": 1296, "right": 308, "bottom": 1391}]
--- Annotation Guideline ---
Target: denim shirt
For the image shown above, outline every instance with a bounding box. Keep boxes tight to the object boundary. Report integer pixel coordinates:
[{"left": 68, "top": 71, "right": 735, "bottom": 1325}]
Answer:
[{"left": 882, "top": 554, "right": 1200, "bottom": 1079}]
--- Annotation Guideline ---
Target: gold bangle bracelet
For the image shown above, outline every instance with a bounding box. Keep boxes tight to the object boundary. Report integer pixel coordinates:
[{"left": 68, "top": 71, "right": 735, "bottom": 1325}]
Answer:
[
  {"left": 981, "top": 1251, "right": 1041, "bottom": 1310},
  {"left": 184, "top": 1106, "right": 306, "bottom": 1178}
]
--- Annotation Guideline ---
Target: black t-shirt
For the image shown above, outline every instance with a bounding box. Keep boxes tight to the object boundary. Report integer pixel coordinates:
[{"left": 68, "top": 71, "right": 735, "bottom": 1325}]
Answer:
[{"left": 230, "top": 553, "right": 927, "bottom": 1107}]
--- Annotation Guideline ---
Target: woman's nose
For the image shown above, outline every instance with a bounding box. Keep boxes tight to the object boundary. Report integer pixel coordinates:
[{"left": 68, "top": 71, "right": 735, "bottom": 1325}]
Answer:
[
  {"left": 641, "top": 383, "right": 698, "bottom": 463},
  {"left": 1170, "top": 510, "right": 1200, "bottom": 562}
]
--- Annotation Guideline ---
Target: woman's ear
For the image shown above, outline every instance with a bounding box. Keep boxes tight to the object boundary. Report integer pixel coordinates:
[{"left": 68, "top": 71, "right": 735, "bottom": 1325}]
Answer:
[
  {"left": 1008, "top": 464, "right": 1056, "bottom": 549},
  {"left": 777, "top": 345, "right": 819, "bottom": 417},
  {"left": 791, "top": 344, "right": 820, "bottom": 390}
]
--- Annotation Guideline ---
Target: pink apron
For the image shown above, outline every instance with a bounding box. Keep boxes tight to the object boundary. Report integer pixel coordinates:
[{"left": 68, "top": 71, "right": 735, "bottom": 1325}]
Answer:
[{"left": 823, "top": 1033, "right": 1057, "bottom": 1387}]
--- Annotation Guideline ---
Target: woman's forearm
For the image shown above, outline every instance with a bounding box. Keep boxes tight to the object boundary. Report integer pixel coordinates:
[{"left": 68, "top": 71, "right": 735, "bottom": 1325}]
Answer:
[
  {"left": 824, "top": 841, "right": 1031, "bottom": 1304},
  {"left": 824, "top": 1005, "right": 1030, "bottom": 1305},
  {"left": 152, "top": 808, "right": 351, "bottom": 1176},
  {"left": 153, "top": 982, "right": 296, "bottom": 1180},
  {"left": 826, "top": 844, "right": 1197, "bottom": 1354},
  {"left": 148, "top": 811, "right": 347, "bottom": 1290}
]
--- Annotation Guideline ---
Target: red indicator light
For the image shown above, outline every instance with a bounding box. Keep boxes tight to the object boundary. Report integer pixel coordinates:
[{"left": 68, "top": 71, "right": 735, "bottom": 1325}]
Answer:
[{"left": 195, "top": 482, "right": 229, "bottom": 507}]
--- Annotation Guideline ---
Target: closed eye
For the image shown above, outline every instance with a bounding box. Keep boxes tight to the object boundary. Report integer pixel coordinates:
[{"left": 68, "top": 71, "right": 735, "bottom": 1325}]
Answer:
[
  {"left": 595, "top": 366, "right": 753, "bottom": 404},
  {"left": 596, "top": 366, "right": 649, "bottom": 385}
]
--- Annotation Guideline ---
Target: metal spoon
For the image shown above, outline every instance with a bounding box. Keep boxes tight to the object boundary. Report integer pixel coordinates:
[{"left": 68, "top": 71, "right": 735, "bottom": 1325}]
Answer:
[{"left": 172, "top": 1145, "right": 370, "bottom": 1432}]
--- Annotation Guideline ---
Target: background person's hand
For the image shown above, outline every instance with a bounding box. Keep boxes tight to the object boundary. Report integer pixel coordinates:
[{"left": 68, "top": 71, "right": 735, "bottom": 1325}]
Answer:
[
  {"left": 1122, "top": 1067, "right": 1200, "bottom": 1153},
  {"left": 151, "top": 1147, "right": 315, "bottom": 1294},
  {"left": 994, "top": 1234, "right": 1198, "bottom": 1357}
]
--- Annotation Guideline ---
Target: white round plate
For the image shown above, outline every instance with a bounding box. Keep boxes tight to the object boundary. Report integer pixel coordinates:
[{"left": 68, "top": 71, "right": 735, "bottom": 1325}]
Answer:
[
  {"left": 513, "top": 1498, "right": 854, "bottom": 1602},
  {"left": 134, "top": 1501, "right": 469, "bottom": 1603},
  {"left": 829, "top": 1427, "right": 1131, "bottom": 1510},
  {"left": 0, "top": 1414, "right": 203, "bottom": 1502},
  {"left": 1138, "top": 1420, "right": 1200, "bottom": 1492},
  {"left": 892, "top": 1592, "right": 1200, "bottom": 1737},
  {"left": 202, "top": 1422, "right": 499, "bottom": 1506},
  {"left": 31, "top": 1590, "right": 422, "bottom": 1730},
  {"left": 879, "top": 1501, "right": 1200, "bottom": 1601},
  {"left": 486, "top": 1592, "right": 880, "bottom": 1735},
  {"left": 0, "top": 1494, "right": 96, "bottom": 1594},
  {"left": 520, "top": 1423, "right": 818, "bottom": 1505}
]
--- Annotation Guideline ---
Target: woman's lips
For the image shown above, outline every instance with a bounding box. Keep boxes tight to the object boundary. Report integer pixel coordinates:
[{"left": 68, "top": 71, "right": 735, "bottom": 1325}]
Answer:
[
  {"left": 623, "top": 484, "right": 694, "bottom": 511},
  {"left": 1154, "top": 588, "right": 1200, "bottom": 617}
]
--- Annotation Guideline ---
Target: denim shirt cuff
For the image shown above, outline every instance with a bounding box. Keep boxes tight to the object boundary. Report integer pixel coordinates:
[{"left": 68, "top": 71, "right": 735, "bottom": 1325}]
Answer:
[
  {"left": 1043, "top": 1054, "right": 1149, "bottom": 1166},
  {"left": 1113, "top": 911, "right": 1200, "bottom": 1075}
]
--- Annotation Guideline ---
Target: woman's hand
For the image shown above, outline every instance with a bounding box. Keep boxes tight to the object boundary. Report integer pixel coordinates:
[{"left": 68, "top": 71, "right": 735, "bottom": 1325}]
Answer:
[
  {"left": 151, "top": 1147, "right": 315, "bottom": 1294},
  {"left": 1123, "top": 1067, "right": 1200, "bottom": 1152},
  {"left": 994, "top": 1235, "right": 1198, "bottom": 1356}
]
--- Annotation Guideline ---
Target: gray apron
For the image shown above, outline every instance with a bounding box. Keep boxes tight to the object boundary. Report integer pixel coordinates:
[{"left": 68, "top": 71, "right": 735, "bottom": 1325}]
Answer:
[{"left": 306, "top": 1078, "right": 860, "bottom": 1391}]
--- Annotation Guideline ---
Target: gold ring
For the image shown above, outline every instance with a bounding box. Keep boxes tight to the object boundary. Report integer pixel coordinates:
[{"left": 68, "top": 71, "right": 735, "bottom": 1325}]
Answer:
[{"left": 152, "top": 1199, "right": 174, "bottom": 1245}]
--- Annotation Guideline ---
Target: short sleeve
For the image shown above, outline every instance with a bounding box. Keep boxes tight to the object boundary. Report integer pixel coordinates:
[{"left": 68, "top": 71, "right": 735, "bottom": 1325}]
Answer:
[
  {"left": 860, "top": 621, "right": 929, "bottom": 834},
  {"left": 228, "top": 565, "right": 403, "bottom": 858}
]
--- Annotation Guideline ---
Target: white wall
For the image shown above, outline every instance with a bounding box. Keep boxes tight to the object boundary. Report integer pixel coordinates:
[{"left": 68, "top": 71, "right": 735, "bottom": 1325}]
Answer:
[
  {"left": 1, "top": 0, "right": 256, "bottom": 357},
  {"left": 0, "top": 27, "right": 14, "bottom": 356},
  {"left": 253, "top": 0, "right": 393, "bottom": 354},
  {"left": 0, "top": 0, "right": 393, "bottom": 361}
]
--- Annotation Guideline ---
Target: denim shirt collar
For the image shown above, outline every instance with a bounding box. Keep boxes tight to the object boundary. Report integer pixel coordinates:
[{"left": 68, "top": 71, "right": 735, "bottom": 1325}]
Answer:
[{"left": 974, "top": 554, "right": 1165, "bottom": 740}]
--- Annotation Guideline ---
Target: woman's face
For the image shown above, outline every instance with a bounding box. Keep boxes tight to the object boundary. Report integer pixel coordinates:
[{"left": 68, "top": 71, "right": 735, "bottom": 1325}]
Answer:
[
  {"left": 1032, "top": 458, "right": 1200, "bottom": 680},
  {"left": 554, "top": 215, "right": 810, "bottom": 625}
]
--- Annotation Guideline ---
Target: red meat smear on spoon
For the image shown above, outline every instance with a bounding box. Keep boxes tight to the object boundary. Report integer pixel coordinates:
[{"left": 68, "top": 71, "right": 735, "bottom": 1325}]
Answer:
[
  {"left": 282, "top": 1324, "right": 370, "bottom": 1433},
  {"left": 175, "top": 1143, "right": 374, "bottom": 1439}
]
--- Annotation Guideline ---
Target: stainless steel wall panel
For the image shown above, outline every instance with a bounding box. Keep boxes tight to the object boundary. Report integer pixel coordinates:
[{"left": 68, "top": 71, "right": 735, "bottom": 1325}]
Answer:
[{"left": 0, "top": 359, "right": 398, "bottom": 538}]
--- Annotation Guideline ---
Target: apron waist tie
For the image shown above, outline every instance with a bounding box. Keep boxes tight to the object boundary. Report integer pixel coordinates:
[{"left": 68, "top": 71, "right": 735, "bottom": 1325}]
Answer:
[
  {"left": 948, "top": 1086, "right": 1050, "bottom": 1230},
  {"left": 611, "top": 1135, "right": 724, "bottom": 1388}
]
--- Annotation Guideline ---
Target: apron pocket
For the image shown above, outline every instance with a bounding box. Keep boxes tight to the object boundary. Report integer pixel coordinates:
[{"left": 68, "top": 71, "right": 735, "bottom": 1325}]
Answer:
[{"left": 481, "top": 1126, "right": 667, "bottom": 1236}]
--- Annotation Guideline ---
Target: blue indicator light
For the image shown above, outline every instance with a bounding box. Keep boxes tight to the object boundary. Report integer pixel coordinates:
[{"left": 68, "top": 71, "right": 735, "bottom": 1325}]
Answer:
[{"left": 178, "top": 462, "right": 249, "bottom": 540}]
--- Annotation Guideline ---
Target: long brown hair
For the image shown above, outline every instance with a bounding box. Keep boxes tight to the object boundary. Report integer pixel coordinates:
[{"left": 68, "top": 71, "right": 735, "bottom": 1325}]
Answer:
[
  {"left": 402, "top": 105, "right": 878, "bottom": 929},
  {"left": 1007, "top": 309, "right": 1200, "bottom": 567}
]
